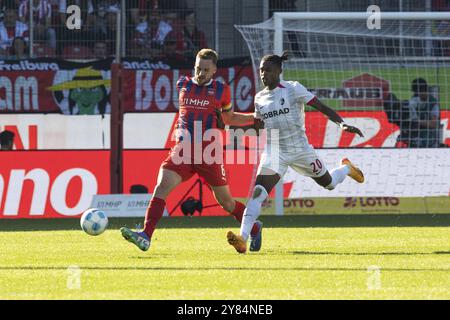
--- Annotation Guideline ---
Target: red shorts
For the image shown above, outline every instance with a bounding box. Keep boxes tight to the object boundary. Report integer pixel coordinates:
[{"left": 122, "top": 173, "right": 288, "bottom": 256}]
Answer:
[{"left": 161, "top": 154, "right": 228, "bottom": 187}]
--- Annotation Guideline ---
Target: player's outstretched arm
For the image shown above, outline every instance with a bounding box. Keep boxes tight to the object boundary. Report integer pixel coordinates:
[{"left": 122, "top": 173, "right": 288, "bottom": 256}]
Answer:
[
  {"left": 218, "top": 109, "right": 259, "bottom": 127},
  {"left": 308, "top": 98, "right": 364, "bottom": 137}
]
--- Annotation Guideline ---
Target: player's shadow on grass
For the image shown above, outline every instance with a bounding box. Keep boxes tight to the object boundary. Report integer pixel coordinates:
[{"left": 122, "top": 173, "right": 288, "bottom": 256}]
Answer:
[{"left": 291, "top": 251, "right": 450, "bottom": 256}]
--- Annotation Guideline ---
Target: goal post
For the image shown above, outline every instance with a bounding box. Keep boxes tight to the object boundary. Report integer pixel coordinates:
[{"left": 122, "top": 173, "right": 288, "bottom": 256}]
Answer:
[
  {"left": 273, "top": 12, "right": 450, "bottom": 56},
  {"left": 236, "top": 12, "right": 450, "bottom": 215}
]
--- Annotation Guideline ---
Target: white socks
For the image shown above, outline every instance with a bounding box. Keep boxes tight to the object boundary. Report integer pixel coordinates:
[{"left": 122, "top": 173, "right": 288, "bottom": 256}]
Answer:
[
  {"left": 326, "top": 165, "right": 349, "bottom": 190},
  {"left": 240, "top": 185, "right": 269, "bottom": 241},
  {"left": 240, "top": 166, "right": 350, "bottom": 241}
]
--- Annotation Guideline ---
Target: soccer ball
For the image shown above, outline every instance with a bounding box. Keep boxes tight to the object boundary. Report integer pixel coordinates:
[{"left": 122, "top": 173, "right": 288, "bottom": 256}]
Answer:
[{"left": 80, "top": 208, "right": 108, "bottom": 236}]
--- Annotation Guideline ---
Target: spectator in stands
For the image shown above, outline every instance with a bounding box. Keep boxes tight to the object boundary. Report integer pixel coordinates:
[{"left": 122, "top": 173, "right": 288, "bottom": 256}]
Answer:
[
  {"left": 100, "top": 10, "right": 119, "bottom": 56},
  {"left": 0, "top": 9, "right": 5, "bottom": 57},
  {"left": 8, "top": 35, "right": 27, "bottom": 58},
  {"left": 132, "top": 10, "right": 164, "bottom": 57},
  {"left": 125, "top": 0, "right": 140, "bottom": 26},
  {"left": 156, "top": 30, "right": 186, "bottom": 62},
  {"left": 142, "top": 0, "right": 187, "bottom": 48},
  {"left": 90, "top": 0, "right": 119, "bottom": 38},
  {"left": 383, "top": 92, "right": 419, "bottom": 148},
  {"left": 177, "top": 10, "right": 207, "bottom": 61},
  {"left": 0, "top": 7, "right": 28, "bottom": 57},
  {"left": 92, "top": 40, "right": 108, "bottom": 59},
  {"left": 0, "top": 130, "right": 14, "bottom": 150},
  {"left": 18, "top": 0, "right": 56, "bottom": 49},
  {"left": 408, "top": 78, "right": 441, "bottom": 148},
  {"left": 92, "top": 0, "right": 119, "bottom": 12},
  {"left": 0, "top": 1, "right": 21, "bottom": 11},
  {"left": 153, "top": 12, "right": 175, "bottom": 48},
  {"left": 90, "top": 2, "right": 128, "bottom": 57},
  {"left": 57, "top": 0, "right": 94, "bottom": 55}
]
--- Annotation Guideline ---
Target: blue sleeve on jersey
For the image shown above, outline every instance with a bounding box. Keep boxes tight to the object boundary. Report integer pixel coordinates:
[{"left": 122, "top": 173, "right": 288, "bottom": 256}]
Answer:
[
  {"left": 215, "top": 81, "right": 224, "bottom": 101},
  {"left": 185, "top": 78, "right": 194, "bottom": 93},
  {"left": 176, "top": 76, "right": 186, "bottom": 92}
]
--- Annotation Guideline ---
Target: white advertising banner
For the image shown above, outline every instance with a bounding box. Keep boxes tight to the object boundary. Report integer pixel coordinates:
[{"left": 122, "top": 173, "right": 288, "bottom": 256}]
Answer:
[
  {"left": 0, "top": 114, "right": 111, "bottom": 149},
  {"left": 1, "top": 112, "right": 449, "bottom": 150},
  {"left": 0, "top": 113, "right": 177, "bottom": 150},
  {"left": 90, "top": 194, "right": 169, "bottom": 218},
  {"left": 284, "top": 148, "right": 450, "bottom": 198},
  {"left": 123, "top": 113, "right": 176, "bottom": 149}
]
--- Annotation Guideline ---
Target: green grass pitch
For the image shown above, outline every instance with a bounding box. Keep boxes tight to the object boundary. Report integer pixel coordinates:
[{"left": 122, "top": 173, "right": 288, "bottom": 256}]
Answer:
[{"left": 0, "top": 215, "right": 449, "bottom": 300}]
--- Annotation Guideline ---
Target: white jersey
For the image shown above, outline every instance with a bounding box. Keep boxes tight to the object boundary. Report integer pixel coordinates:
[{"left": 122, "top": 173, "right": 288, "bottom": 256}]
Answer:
[{"left": 254, "top": 80, "right": 315, "bottom": 154}]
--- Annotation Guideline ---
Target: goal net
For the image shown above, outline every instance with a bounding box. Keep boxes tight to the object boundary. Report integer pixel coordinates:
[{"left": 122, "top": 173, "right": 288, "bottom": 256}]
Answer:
[{"left": 235, "top": 12, "right": 450, "bottom": 215}]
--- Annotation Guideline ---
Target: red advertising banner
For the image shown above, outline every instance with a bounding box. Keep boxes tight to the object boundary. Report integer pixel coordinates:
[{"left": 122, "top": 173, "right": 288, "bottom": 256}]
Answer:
[
  {"left": 305, "top": 111, "right": 400, "bottom": 148},
  {"left": 0, "top": 57, "right": 255, "bottom": 114},
  {"left": 0, "top": 59, "right": 113, "bottom": 114},
  {"left": 1, "top": 111, "right": 447, "bottom": 151},
  {"left": 0, "top": 151, "right": 110, "bottom": 218},
  {"left": 166, "top": 111, "right": 450, "bottom": 150},
  {"left": 1, "top": 147, "right": 448, "bottom": 218},
  {"left": 305, "top": 110, "right": 450, "bottom": 147},
  {"left": 121, "top": 57, "right": 255, "bottom": 112},
  {"left": 0, "top": 149, "right": 255, "bottom": 218}
]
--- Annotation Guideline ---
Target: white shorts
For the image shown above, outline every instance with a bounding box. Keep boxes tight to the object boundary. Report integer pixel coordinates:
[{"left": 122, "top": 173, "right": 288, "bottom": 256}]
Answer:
[{"left": 257, "top": 145, "right": 328, "bottom": 178}]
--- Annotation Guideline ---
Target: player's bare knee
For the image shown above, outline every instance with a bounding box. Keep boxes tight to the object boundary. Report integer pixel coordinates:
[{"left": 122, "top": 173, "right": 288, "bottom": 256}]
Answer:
[
  {"left": 219, "top": 199, "right": 235, "bottom": 213},
  {"left": 153, "top": 183, "right": 171, "bottom": 198}
]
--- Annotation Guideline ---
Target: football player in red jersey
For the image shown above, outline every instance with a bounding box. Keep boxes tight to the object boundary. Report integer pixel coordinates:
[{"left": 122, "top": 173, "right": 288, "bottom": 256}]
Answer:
[{"left": 120, "top": 49, "right": 263, "bottom": 251}]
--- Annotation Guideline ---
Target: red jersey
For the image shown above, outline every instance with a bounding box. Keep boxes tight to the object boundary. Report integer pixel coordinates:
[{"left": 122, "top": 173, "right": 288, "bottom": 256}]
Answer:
[
  {"left": 175, "top": 75, "right": 231, "bottom": 143},
  {"left": 162, "top": 76, "right": 232, "bottom": 186}
]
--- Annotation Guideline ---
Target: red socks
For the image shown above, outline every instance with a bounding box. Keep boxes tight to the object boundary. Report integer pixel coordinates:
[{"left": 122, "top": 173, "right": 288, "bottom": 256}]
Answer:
[
  {"left": 231, "top": 201, "right": 260, "bottom": 236},
  {"left": 143, "top": 197, "right": 166, "bottom": 239}
]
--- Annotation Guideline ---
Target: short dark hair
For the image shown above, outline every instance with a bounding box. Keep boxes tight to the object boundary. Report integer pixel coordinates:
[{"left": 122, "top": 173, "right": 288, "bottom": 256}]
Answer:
[
  {"left": 412, "top": 78, "right": 428, "bottom": 93},
  {"left": 261, "top": 51, "right": 289, "bottom": 68},
  {"left": 0, "top": 130, "right": 14, "bottom": 145},
  {"left": 196, "top": 48, "right": 218, "bottom": 65}
]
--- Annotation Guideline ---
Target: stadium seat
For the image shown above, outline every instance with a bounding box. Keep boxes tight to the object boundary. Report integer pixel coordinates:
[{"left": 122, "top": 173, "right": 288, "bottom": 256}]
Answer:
[{"left": 32, "top": 43, "right": 55, "bottom": 58}]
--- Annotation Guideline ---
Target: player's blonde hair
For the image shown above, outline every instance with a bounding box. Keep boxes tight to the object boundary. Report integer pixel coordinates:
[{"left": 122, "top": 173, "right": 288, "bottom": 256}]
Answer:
[{"left": 196, "top": 48, "right": 219, "bottom": 65}]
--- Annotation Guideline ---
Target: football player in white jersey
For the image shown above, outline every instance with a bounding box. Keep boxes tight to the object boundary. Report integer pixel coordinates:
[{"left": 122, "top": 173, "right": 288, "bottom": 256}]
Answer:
[{"left": 226, "top": 52, "right": 365, "bottom": 254}]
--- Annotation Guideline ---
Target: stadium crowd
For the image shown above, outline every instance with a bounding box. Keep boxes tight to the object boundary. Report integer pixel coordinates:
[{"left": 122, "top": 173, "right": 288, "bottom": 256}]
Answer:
[
  {"left": 0, "top": 0, "right": 207, "bottom": 60},
  {"left": 1, "top": 0, "right": 449, "bottom": 60}
]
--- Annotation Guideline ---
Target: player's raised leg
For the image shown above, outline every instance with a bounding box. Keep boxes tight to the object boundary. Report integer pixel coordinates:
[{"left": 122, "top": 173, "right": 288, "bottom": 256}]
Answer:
[
  {"left": 312, "top": 158, "right": 364, "bottom": 190},
  {"left": 341, "top": 158, "right": 364, "bottom": 183},
  {"left": 120, "top": 168, "right": 182, "bottom": 251}
]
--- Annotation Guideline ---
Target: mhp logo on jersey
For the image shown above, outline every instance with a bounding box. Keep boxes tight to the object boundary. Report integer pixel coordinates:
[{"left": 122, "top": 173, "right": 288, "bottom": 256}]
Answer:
[
  {"left": 262, "top": 107, "right": 290, "bottom": 119},
  {"left": 183, "top": 98, "right": 210, "bottom": 107}
]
